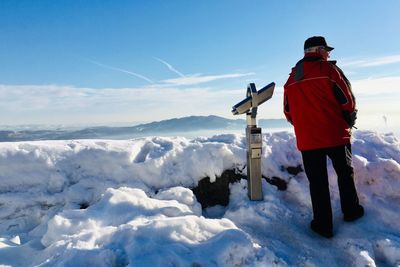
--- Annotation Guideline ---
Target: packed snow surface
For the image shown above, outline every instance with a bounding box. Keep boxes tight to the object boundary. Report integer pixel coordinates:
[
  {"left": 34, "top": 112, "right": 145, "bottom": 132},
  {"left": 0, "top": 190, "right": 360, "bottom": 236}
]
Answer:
[{"left": 0, "top": 130, "right": 399, "bottom": 266}]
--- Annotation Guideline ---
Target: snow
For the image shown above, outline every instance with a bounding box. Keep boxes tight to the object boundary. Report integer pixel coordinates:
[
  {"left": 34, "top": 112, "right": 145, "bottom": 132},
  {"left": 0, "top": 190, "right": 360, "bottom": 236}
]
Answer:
[{"left": 0, "top": 130, "right": 399, "bottom": 266}]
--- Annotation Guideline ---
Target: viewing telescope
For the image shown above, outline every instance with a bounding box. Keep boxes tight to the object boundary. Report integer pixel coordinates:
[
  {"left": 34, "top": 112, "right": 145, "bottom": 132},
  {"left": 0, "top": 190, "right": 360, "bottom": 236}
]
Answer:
[
  {"left": 232, "top": 82, "right": 275, "bottom": 115},
  {"left": 231, "top": 82, "right": 275, "bottom": 200}
]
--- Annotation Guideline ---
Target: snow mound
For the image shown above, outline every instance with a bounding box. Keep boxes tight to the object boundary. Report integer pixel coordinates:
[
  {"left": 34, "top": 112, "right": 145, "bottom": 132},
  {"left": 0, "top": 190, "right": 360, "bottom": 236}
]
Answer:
[
  {"left": 36, "top": 187, "right": 257, "bottom": 267},
  {"left": 0, "top": 130, "right": 399, "bottom": 266}
]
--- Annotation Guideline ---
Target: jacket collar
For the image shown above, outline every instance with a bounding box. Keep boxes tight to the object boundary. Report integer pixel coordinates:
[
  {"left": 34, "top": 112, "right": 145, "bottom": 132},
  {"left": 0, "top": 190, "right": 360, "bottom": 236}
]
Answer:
[
  {"left": 303, "top": 53, "right": 337, "bottom": 65},
  {"left": 304, "top": 52, "right": 325, "bottom": 60}
]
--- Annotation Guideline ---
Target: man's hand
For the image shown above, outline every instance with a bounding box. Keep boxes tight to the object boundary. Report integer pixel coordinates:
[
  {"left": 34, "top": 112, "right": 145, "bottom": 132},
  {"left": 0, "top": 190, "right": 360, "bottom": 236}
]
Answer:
[{"left": 342, "top": 109, "right": 358, "bottom": 128}]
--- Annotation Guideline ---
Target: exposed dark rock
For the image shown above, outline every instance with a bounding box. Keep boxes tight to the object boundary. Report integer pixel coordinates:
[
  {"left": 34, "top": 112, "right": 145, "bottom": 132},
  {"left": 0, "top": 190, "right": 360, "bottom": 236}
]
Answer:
[
  {"left": 263, "top": 176, "right": 288, "bottom": 191},
  {"left": 192, "top": 169, "right": 288, "bottom": 209},
  {"left": 79, "top": 202, "right": 89, "bottom": 209},
  {"left": 285, "top": 165, "right": 303, "bottom": 176},
  {"left": 192, "top": 169, "right": 243, "bottom": 209}
]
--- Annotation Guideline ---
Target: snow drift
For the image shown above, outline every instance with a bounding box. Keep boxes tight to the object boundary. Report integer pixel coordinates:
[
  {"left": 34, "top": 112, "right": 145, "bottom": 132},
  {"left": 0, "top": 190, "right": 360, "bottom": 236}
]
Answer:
[{"left": 0, "top": 130, "right": 399, "bottom": 266}]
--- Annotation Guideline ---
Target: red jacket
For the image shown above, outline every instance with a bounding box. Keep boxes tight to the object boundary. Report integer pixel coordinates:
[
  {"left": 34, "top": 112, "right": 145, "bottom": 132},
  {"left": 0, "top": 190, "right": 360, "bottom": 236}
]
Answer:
[{"left": 283, "top": 53, "right": 356, "bottom": 151}]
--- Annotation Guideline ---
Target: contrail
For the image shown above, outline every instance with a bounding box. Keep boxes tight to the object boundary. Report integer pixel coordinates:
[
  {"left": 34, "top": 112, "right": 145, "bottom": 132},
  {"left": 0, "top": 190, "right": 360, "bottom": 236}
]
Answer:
[
  {"left": 154, "top": 57, "right": 185, "bottom": 77},
  {"left": 88, "top": 59, "right": 155, "bottom": 84}
]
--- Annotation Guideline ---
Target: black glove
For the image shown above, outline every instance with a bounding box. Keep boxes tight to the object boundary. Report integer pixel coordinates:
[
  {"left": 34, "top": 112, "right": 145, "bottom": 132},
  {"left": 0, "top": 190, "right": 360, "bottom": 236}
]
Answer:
[{"left": 342, "top": 109, "right": 358, "bottom": 128}]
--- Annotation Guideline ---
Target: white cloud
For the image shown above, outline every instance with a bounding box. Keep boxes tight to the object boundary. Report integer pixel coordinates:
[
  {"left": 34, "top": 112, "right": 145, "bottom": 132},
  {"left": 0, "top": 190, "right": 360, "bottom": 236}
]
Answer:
[
  {"left": 2, "top": 75, "right": 397, "bottom": 126},
  {"left": 341, "top": 54, "right": 400, "bottom": 68},
  {"left": 0, "top": 84, "right": 248, "bottom": 125},
  {"left": 154, "top": 57, "right": 186, "bottom": 77},
  {"left": 351, "top": 76, "right": 400, "bottom": 95},
  {"left": 350, "top": 76, "right": 400, "bottom": 129},
  {"left": 88, "top": 59, "right": 155, "bottom": 84},
  {"left": 87, "top": 58, "right": 253, "bottom": 87},
  {"left": 160, "top": 72, "right": 255, "bottom": 86}
]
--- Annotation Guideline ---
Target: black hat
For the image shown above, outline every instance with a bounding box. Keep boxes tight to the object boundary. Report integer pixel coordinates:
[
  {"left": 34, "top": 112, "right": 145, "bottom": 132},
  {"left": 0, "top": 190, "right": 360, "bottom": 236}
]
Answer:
[{"left": 304, "top": 36, "right": 334, "bottom": 51}]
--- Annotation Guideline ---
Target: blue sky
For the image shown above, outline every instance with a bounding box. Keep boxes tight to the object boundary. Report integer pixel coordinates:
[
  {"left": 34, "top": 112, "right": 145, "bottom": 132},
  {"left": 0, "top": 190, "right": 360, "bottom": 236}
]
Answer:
[{"left": 1, "top": 0, "right": 400, "bottom": 129}]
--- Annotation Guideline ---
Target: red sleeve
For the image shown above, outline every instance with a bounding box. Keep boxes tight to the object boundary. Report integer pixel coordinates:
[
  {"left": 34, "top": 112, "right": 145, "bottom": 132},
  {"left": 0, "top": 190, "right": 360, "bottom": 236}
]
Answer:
[{"left": 330, "top": 64, "right": 356, "bottom": 113}]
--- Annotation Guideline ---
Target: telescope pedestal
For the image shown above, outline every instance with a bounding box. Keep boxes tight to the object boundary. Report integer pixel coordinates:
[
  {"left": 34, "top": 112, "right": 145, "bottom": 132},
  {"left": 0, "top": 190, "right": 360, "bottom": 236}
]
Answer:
[{"left": 246, "top": 114, "right": 263, "bottom": 201}]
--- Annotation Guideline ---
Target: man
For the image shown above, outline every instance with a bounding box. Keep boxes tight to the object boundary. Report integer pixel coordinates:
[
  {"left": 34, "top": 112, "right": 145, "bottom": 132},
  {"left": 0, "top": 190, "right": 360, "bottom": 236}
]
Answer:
[{"left": 283, "top": 36, "right": 364, "bottom": 238}]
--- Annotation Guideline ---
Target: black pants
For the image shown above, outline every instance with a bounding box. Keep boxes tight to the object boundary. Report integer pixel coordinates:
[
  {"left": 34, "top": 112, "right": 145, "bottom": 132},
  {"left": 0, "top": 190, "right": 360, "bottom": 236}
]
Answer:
[{"left": 301, "top": 144, "right": 361, "bottom": 230}]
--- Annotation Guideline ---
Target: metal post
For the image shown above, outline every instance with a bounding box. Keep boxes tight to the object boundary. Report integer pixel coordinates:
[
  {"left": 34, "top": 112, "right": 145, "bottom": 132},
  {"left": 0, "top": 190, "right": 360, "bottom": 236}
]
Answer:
[{"left": 246, "top": 112, "right": 263, "bottom": 200}]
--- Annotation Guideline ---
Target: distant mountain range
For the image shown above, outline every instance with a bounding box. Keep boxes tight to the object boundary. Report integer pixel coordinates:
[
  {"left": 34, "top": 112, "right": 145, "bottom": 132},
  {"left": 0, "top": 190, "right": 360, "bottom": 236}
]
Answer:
[{"left": 0, "top": 115, "right": 290, "bottom": 142}]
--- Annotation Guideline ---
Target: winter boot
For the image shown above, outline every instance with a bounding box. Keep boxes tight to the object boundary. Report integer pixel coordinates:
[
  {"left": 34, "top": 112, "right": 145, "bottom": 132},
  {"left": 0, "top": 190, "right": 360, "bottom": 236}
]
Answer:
[
  {"left": 310, "top": 220, "right": 333, "bottom": 238},
  {"left": 344, "top": 205, "right": 364, "bottom": 222}
]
